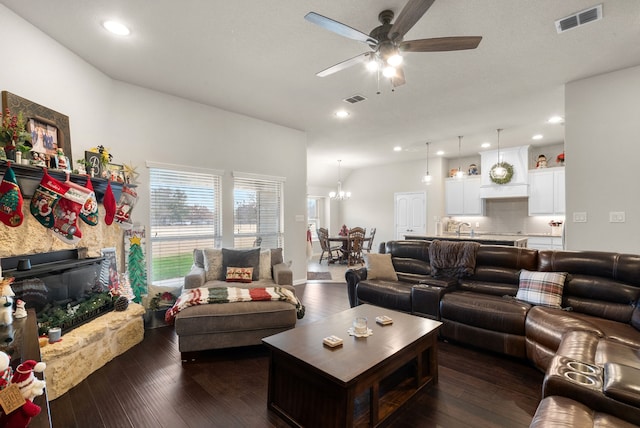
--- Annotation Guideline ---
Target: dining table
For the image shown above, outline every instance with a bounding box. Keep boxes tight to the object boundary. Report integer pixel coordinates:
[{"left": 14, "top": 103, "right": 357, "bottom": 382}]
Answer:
[{"left": 328, "top": 235, "right": 371, "bottom": 264}]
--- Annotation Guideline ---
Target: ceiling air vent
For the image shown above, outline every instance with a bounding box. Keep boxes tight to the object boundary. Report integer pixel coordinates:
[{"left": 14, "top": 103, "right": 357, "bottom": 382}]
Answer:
[
  {"left": 343, "top": 94, "right": 367, "bottom": 104},
  {"left": 555, "top": 4, "right": 602, "bottom": 33}
]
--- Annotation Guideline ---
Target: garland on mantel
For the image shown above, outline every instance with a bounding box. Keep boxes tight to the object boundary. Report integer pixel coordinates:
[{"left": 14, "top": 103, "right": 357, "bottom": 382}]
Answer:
[{"left": 489, "top": 162, "right": 514, "bottom": 185}]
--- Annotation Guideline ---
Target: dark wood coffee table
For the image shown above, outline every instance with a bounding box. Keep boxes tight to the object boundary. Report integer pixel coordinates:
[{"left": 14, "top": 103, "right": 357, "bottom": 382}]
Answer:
[{"left": 262, "top": 304, "right": 442, "bottom": 427}]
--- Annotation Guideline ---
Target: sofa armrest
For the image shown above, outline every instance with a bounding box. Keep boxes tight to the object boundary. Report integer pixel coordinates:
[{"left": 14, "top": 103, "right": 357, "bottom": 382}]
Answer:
[
  {"left": 346, "top": 268, "right": 368, "bottom": 307},
  {"left": 184, "top": 266, "right": 206, "bottom": 289},
  {"left": 273, "top": 263, "right": 293, "bottom": 286}
]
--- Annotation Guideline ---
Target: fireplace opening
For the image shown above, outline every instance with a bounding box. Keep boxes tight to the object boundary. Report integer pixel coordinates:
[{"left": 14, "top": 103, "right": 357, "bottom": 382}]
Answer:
[{"left": 1, "top": 249, "right": 112, "bottom": 335}]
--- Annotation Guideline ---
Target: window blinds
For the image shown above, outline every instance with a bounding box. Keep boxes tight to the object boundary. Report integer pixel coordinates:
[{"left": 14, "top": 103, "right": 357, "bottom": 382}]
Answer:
[
  {"left": 233, "top": 175, "right": 283, "bottom": 249},
  {"left": 149, "top": 167, "right": 221, "bottom": 284}
]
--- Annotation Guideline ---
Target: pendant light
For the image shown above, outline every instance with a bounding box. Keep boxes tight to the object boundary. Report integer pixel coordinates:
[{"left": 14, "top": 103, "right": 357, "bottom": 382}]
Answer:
[
  {"left": 490, "top": 128, "right": 507, "bottom": 179},
  {"left": 421, "top": 142, "right": 432, "bottom": 185},
  {"left": 329, "top": 160, "right": 351, "bottom": 200},
  {"left": 455, "top": 136, "right": 465, "bottom": 178}
]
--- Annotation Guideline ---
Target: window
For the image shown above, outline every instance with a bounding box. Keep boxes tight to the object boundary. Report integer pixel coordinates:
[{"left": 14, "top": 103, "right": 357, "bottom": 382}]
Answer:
[
  {"left": 149, "top": 165, "right": 222, "bottom": 286},
  {"left": 233, "top": 172, "right": 284, "bottom": 249},
  {"left": 307, "top": 197, "right": 321, "bottom": 241}
]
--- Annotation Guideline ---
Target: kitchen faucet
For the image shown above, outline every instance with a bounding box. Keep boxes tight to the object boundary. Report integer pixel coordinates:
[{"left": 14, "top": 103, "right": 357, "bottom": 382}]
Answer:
[{"left": 456, "top": 222, "right": 471, "bottom": 237}]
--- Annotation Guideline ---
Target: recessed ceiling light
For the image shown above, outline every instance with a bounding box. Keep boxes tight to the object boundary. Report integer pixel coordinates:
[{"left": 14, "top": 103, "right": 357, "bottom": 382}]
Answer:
[
  {"left": 335, "top": 110, "right": 349, "bottom": 118},
  {"left": 393, "top": 146, "right": 402, "bottom": 152},
  {"left": 481, "top": 142, "right": 491, "bottom": 148},
  {"left": 547, "top": 115, "right": 564, "bottom": 124},
  {"left": 436, "top": 150, "right": 445, "bottom": 156},
  {"left": 532, "top": 134, "right": 543, "bottom": 140},
  {"left": 103, "top": 20, "right": 130, "bottom": 36}
]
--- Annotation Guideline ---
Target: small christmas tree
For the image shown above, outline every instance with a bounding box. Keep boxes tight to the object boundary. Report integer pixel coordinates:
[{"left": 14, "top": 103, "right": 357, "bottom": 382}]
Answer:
[{"left": 127, "top": 236, "right": 147, "bottom": 303}]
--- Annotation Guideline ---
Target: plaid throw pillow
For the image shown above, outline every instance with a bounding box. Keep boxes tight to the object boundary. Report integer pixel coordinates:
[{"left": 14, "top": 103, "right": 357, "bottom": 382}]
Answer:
[{"left": 516, "top": 270, "right": 568, "bottom": 308}]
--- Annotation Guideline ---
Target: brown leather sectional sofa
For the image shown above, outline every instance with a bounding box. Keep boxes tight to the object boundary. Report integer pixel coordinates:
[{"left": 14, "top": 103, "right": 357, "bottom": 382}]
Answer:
[{"left": 346, "top": 239, "right": 640, "bottom": 426}]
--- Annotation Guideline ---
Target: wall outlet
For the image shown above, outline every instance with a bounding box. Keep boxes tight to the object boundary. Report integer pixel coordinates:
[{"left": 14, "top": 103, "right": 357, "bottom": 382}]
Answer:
[
  {"left": 609, "top": 212, "right": 626, "bottom": 223},
  {"left": 475, "top": 222, "right": 480, "bottom": 228},
  {"left": 573, "top": 212, "right": 587, "bottom": 223}
]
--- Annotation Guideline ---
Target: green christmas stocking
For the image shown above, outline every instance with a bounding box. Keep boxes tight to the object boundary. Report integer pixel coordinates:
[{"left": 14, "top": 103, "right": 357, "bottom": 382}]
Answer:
[{"left": 0, "top": 164, "right": 24, "bottom": 227}]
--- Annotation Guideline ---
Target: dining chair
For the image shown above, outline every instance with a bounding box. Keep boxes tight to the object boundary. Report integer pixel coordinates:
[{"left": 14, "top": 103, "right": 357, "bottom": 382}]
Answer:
[
  {"left": 347, "top": 226, "right": 366, "bottom": 266},
  {"left": 317, "top": 227, "right": 342, "bottom": 264},
  {"left": 365, "top": 227, "right": 376, "bottom": 253}
]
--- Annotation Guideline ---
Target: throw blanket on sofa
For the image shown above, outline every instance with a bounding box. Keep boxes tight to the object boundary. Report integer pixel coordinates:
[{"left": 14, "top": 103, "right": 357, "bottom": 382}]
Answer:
[
  {"left": 429, "top": 240, "right": 481, "bottom": 278},
  {"left": 165, "top": 286, "right": 305, "bottom": 324}
]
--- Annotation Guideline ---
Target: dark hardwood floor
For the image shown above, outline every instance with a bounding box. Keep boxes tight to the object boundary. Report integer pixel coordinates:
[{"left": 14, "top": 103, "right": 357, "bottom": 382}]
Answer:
[{"left": 49, "top": 282, "right": 543, "bottom": 427}]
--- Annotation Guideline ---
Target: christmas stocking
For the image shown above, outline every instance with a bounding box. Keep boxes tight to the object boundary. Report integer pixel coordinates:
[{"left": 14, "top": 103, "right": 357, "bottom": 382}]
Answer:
[
  {"left": 115, "top": 184, "right": 138, "bottom": 230},
  {"left": 79, "top": 176, "right": 99, "bottom": 226},
  {"left": 30, "top": 170, "right": 88, "bottom": 244},
  {"left": 103, "top": 181, "right": 116, "bottom": 225},
  {"left": 30, "top": 169, "right": 69, "bottom": 229},
  {"left": 0, "top": 164, "right": 24, "bottom": 227}
]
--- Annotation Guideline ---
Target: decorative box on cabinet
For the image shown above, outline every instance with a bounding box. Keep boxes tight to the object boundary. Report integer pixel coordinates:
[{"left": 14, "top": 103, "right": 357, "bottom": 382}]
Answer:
[
  {"left": 528, "top": 167, "right": 565, "bottom": 216},
  {"left": 445, "top": 177, "right": 484, "bottom": 216}
]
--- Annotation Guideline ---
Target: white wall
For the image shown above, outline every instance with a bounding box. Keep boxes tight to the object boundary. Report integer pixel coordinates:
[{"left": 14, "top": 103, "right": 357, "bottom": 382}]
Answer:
[
  {"left": 565, "top": 65, "right": 640, "bottom": 253},
  {"left": 0, "top": 6, "right": 309, "bottom": 283},
  {"left": 339, "top": 157, "right": 446, "bottom": 249}
]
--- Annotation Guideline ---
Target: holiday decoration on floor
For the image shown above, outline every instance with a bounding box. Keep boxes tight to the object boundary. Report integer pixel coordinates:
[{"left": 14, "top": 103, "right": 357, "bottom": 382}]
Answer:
[
  {"left": 0, "top": 359, "right": 46, "bottom": 428},
  {"left": 114, "top": 184, "right": 137, "bottom": 229},
  {"left": 0, "top": 163, "right": 24, "bottom": 227},
  {"left": 125, "top": 227, "right": 147, "bottom": 304},
  {"left": 29, "top": 169, "right": 91, "bottom": 244}
]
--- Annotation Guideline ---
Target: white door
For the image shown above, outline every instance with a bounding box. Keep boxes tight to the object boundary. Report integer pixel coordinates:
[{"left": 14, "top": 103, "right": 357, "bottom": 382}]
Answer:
[{"left": 395, "top": 192, "right": 427, "bottom": 240}]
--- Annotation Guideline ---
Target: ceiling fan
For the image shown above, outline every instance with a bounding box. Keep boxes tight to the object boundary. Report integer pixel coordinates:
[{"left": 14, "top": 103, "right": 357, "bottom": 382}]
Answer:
[{"left": 305, "top": 0, "right": 482, "bottom": 87}]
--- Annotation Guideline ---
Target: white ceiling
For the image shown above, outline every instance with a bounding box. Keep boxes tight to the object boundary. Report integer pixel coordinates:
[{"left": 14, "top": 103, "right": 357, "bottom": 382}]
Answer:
[{"left": 2, "top": 0, "right": 639, "bottom": 187}]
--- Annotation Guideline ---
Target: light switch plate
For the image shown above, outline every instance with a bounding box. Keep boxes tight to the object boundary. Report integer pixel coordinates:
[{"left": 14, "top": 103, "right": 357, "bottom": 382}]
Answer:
[
  {"left": 573, "top": 212, "right": 587, "bottom": 223},
  {"left": 609, "top": 212, "right": 625, "bottom": 223}
]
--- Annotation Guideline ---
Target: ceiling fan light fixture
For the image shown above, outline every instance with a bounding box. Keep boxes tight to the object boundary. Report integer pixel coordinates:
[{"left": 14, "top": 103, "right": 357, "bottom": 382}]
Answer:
[
  {"left": 366, "top": 58, "right": 380, "bottom": 72},
  {"left": 382, "top": 65, "right": 396, "bottom": 78},
  {"left": 387, "top": 52, "right": 403, "bottom": 67}
]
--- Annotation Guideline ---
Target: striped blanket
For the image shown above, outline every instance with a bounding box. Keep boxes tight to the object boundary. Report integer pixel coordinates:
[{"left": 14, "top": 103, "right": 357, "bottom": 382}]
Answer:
[{"left": 165, "top": 286, "right": 305, "bottom": 324}]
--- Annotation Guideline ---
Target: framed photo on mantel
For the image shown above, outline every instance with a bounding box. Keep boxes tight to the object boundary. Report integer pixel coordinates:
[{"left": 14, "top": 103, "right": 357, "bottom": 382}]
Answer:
[{"left": 2, "top": 91, "right": 73, "bottom": 166}]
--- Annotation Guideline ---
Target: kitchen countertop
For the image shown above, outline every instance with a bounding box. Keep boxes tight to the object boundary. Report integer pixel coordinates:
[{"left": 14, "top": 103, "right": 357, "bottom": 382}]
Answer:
[{"left": 404, "top": 233, "right": 529, "bottom": 247}]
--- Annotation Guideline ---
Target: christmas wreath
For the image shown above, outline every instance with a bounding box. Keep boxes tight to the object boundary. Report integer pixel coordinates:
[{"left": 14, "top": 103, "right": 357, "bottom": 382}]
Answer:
[{"left": 489, "top": 162, "right": 514, "bottom": 185}]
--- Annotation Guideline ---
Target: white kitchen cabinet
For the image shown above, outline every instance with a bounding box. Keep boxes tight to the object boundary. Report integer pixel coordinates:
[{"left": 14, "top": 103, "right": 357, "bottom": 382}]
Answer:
[
  {"left": 527, "top": 236, "right": 563, "bottom": 250},
  {"left": 528, "top": 168, "right": 565, "bottom": 216},
  {"left": 445, "top": 177, "right": 484, "bottom": 216}
]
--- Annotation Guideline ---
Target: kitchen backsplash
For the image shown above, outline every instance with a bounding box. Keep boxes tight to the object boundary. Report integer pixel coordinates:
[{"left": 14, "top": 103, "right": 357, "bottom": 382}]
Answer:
[{"left": 448, "top": 197, "right": 565, "bottom": 235}]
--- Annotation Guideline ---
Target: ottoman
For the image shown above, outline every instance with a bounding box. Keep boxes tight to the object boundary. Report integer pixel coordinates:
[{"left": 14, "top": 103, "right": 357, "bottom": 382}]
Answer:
[{"left": 175, "top": 300, "right": 297, "bottom": 361}]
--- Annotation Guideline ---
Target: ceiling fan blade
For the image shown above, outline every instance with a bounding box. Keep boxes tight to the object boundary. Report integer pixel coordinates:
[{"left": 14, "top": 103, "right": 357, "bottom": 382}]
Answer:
[
  {"left": 305, "top": 12, "right": 377, "bottom": 45},
  {"left": 388, "top": 0, "right": 436, "bottom": 41},
  {"left": 400, "top": 36, "right": 482, "bottom": 52},
  {"left": 316, "top": 52, "right": 372, "bottom": 77},
  {"left": 392, "top": 66, "right": 406, "bottom": 87}
]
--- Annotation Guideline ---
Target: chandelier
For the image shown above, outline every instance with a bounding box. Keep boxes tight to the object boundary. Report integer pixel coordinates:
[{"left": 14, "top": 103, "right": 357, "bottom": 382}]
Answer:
[
  {"left": 329, "top": 160, "right": 351, "bottom": 200},
  {"left": 421, "top": 142, "right": 432, "bottom": 185},
  {"left": 455, "top": 136, "right": 465, "bottom": 179}
]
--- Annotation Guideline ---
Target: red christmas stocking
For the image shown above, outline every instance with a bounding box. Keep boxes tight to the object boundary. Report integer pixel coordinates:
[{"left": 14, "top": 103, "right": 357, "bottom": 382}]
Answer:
[
  {"left": 0, "top": 164, "right": 24, "bottom": 227},
  {"left": 30, "top": 169, "right": 69, "bottom": 229},
  {"left": 79, "top": 176, "right": 99, "bottom": 226},
  {"left": 115, "top": 184, "right": 138, "bottom": 230},
  {"left": 103, "top": 181, "right": 116, "bottom": 225},
  {"left": 51, "top": 185, "right": 88, "bottom": 244}
]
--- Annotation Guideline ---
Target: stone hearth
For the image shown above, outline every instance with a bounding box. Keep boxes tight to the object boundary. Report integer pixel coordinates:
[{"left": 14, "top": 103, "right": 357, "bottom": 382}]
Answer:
[{"left": 39, "top": 302, "right": 146, "bottom": 400}]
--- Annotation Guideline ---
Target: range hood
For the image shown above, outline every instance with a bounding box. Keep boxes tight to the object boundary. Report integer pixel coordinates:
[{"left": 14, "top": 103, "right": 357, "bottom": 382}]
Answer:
[{"left": 479, "top": 145, "right": 529, "bottom": 199}]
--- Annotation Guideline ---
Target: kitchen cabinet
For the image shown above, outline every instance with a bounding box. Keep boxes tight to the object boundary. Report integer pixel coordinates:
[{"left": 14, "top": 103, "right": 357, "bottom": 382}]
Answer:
[
  {"left": 528, "top": 168, "right": 565, "bottom": 216},
  {"left": 527, "top": 236, "right": 563, "bottom": 250},
  {"left": 445, "top": 177, "right": 484, "bottom": 216}
]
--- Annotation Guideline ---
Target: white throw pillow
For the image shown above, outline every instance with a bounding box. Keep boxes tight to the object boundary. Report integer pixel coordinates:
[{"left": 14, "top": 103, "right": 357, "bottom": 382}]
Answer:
[
  {"left": 203, "top": 248, "right": 223, "bottom": 282},
  {"left": 259, "top": 249, "right": 272, "bottom": 280},
  {"left": 516, "top": 270, "right": 568, "bottom": 308},
  {"left": 365, "top": 253, "right": 398, "bottom": 281}
]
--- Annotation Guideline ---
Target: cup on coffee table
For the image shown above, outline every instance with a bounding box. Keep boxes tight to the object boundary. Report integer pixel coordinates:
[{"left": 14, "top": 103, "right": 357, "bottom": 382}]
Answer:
[{"left": 353, "top": 317, "right": 368, "bottom": 335}]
